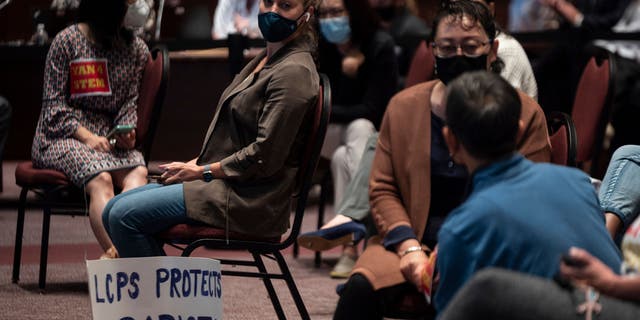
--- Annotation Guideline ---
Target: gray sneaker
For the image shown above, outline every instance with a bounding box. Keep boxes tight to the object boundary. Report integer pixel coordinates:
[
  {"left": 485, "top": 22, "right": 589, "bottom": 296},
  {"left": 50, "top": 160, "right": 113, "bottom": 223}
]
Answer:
[{"left": 330, "top": 254, "right": 356, "bottom": 279}]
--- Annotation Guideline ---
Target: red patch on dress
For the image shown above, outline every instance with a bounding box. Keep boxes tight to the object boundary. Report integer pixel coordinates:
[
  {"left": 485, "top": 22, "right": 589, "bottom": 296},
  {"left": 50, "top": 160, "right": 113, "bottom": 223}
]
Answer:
[{"left": 69, "top": 59, "right": 112, "bottom": 97}]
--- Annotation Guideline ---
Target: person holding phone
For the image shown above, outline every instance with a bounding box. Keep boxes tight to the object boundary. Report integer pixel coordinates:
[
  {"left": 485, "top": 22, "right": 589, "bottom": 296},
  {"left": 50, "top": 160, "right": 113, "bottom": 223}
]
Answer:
[
  {"left": 436, "top": 146, "right": 640, "bottom": 320},
  {"left": 439, "top": 145, "right": 640, "bottom": 320},
  {"left": 102, "top": 0, "right": 321, "bottom": 258},
  {"left": 31, "top": 0, "right": 151, "bottom": 259},
  {"left": 432, "top": 70, "right": 621, "bottom": 313}
]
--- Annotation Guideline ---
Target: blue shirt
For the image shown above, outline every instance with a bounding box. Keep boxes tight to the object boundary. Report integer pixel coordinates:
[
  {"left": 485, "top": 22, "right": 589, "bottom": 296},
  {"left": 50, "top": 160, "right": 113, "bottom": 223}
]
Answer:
[{"left": 434, "top": 154, "right": 622, "bottom": 312}]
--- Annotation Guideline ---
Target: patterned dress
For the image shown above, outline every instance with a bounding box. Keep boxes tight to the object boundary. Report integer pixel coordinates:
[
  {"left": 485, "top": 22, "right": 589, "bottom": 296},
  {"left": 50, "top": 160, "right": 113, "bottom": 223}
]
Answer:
[{"left": 32, "top": 24, "right": 148, "bottom": 186}]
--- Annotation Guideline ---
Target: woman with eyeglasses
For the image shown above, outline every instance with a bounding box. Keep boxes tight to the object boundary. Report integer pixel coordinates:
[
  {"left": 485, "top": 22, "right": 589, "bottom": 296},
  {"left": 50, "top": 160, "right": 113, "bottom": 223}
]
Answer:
[
  {"left": 102, "top": 0, "right": 321, "bottom": 258},
  {"left": 296, "top": 0, "right": 398, "bottom": 279},
  {"left": 32, "top": 0, "right": 152, "bottom": 260},
  {"left": 332, "top": 1, "right": 551, "bottom": 318}
]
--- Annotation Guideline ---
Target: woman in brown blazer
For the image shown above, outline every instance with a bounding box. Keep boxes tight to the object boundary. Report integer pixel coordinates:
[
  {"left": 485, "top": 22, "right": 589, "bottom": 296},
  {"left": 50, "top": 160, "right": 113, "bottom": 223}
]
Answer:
[
  {"left": 102, "top": 0, "right": 321, "bottom": 257},
  {"left": 334, "top": 1, "right": 551, "bottom": 318}
]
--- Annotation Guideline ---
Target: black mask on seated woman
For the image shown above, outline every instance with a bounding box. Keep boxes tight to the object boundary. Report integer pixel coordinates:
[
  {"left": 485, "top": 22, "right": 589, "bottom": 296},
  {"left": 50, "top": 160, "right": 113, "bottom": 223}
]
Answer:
[
  {"left": 435, "top": 54, "right": 487, "bottom": 85},
  {"left": 258, "top": 10, "right": 310, "bottom": 42}
]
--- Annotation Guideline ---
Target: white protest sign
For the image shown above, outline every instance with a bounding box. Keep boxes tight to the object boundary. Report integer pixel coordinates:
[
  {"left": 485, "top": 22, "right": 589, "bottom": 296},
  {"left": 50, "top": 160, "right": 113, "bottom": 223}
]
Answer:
[{"left": 87, "top": 257, "right": 222, "bottom": 320}]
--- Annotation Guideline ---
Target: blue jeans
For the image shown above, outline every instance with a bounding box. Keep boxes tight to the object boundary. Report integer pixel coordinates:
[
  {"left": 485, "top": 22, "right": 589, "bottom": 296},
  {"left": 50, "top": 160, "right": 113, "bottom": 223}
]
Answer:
[
  {"left": 102, "top": 183, "right": 191, "bottom": 257},
  {"left": 599, "top": 145, "right": 640, "bottom": 231}
]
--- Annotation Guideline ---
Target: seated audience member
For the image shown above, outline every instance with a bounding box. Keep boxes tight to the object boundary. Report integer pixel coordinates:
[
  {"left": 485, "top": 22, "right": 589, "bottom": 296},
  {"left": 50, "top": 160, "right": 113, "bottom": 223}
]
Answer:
[
  {"left": 32, "top": 0, "right": 151, "bottom": 259},
  {"left": 440, "top": 146, "right": 640, "bottom": 320},
  {"left": 434, "top": 71, "right": 622, "bottom": 312},
  {"left": 211, "top": 0, "right": 261, "bottom": 39},
  {"left": 508, "top": 0, "right": 560, "bottom": 32},
  {"left": 103, "top": 0, "right": 320, "bottom": 258},
  {"left": 599, "top": 145, "right": 640, "bottom": 240},
  {"left": 427, "top": 0, "right": 538, "bottom": 100},
  {"left": 539, "top": 0, "right": 630, "bottom": 32},
  {"left": 299, "top": 0, "right": 542, "bottom": 280},
  {"left": 317, "top": 0, "right": 398, "bottom": 157},
  {"left": 593, "top": 0, "right": 640, "bottom": 150},
  {"left": 368, "top": 0, "right": 431, "bottom": 80},
  {"left": 304, "top": 0, "right": 398, "bottom": 278},
  {"left": 533, "top": 0, "right": 630, "bottom": 113},
  {"left": 330, "top": 2, "right": 552, "bottom": 318}
]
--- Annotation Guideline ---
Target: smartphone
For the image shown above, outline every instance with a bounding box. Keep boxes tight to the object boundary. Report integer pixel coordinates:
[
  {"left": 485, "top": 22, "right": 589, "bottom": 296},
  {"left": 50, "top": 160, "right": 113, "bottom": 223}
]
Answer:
[
  {"left": 561, "top": 254, "right": 586, "bottom": 267},
  {"left": 106, "top": 124, "right": 135, "bottom": 139}
]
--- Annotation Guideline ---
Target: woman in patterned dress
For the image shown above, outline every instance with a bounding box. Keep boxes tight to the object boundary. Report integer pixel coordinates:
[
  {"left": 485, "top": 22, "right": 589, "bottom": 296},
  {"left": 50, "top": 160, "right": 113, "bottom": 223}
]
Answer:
[{"left": 32, "top": 0, "right": 152, "bottom": 259}]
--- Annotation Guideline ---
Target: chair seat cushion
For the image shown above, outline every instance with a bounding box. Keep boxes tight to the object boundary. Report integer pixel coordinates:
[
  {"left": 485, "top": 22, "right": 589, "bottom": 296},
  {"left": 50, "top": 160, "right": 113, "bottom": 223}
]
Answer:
[
  {"left": 158, "top": 224, "right": 281, "bottom": 243},
  {"left": 15, "top": 161, "right": 71, "bottom": 187}
]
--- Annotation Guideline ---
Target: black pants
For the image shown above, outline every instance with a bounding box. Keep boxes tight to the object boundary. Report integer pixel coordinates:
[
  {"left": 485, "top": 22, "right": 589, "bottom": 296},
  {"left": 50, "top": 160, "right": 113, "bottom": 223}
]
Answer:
[{"left": 334, "top": 274, "right": 435, "bottom": 320}]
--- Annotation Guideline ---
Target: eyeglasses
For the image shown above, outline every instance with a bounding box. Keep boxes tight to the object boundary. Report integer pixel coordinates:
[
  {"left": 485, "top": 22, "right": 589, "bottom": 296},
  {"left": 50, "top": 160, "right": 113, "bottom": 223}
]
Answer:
[
  {"left": 431, "top": 40, "right": 491, "bottom": 58},
  {"left": 318, "top": 7, "right": 346, "bottom": 19}
]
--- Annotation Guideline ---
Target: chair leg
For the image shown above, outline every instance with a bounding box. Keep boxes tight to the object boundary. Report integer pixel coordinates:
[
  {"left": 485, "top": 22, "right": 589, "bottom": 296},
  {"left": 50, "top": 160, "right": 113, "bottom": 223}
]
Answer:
[
  {"left": 273, "top": 250, "right": 310, "bottom": 320},
  {"left": 39, "top": 206, "right": 52, "bottom": 291},
  {"left": 252, "top": 252, "right": 287, "bottom": 320},
  {"left": 293, "top": 236, "right": 299, "bottom": 258},
  {"left": 12, "top": 188, "right": 29, "bottom": 283},
  {"left": 314, "top": 173, "right": 330, "bottom": 268}
]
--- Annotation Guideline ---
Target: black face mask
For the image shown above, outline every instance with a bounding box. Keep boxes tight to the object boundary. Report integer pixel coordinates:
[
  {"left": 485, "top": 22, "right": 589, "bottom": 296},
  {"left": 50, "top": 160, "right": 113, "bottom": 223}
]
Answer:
[
  {"left": 435, "top": 54, "right": 488, "bottom": 85},
  {"left": 258, "top": 10, "right": 309, "bottom": 43},
  {"left": 375, "top": 6, "right": 396, "bottom": 22}
]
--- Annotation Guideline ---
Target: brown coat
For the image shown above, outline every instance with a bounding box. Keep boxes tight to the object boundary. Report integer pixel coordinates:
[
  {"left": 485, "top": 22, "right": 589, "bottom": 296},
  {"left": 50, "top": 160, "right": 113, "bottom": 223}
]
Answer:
[
  {"left": 183, "top": 39, "right": 319, "bottom": 238},
  {"left": 352, "top": 81, "right": 551, "bottom": 290}
]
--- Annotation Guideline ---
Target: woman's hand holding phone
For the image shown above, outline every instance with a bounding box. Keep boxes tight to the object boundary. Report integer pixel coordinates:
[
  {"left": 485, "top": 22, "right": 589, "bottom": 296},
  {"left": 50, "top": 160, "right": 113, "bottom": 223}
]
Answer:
[
  {"left": 107, "top": 125, "right": 136, "bottom": 149},
  {"left": 114, "top": 128, "right": 136, "bottom": 149}
]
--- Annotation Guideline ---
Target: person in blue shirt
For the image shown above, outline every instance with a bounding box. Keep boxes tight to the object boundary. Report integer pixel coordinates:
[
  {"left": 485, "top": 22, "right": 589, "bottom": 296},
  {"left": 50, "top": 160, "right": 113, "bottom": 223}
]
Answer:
[{"left": 434, "top": 70, "right": 622, "bottom": 313}]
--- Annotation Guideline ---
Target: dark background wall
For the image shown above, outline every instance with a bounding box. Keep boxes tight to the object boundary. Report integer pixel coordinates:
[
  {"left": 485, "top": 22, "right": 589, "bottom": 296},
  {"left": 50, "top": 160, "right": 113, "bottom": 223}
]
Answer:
[{"left": 0, "top": 0, "right": 224, "bottom": 43}]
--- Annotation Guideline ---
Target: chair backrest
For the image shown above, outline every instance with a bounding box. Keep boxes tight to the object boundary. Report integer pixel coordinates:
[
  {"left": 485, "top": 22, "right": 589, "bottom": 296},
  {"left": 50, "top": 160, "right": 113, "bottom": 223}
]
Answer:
[
  {"left": 135, "top": 45, "right": 170, "bottom": 164},
  {"left": 548, "top": 111, "right": 577, "bottom": 167},
  {"left": 282, "top": 73, "right": 331, "bottom": 249},
  {"left": 571, "top": 52, "right": 614, "bottom": 167},
  {"left": 404, "top": 40, "right": 436, "bottom": 89}
]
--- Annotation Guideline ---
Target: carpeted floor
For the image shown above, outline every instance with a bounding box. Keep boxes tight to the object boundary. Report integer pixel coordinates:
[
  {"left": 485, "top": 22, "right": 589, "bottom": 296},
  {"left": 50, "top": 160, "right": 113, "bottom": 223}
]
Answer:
[{"left": 0, "top": 161, "right": 350, "bottom": 319}]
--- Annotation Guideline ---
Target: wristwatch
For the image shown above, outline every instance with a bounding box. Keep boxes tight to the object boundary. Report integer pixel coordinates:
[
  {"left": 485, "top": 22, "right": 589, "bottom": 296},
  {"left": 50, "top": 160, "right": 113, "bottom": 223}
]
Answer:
[{"left": 202, "top": 164, "right": 213, "bottom": 182}]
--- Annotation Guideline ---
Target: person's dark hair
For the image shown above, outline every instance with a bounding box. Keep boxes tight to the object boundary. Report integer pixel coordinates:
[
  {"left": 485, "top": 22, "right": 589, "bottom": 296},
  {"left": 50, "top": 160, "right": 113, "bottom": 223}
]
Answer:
[
  {"left": 342, "top": 0, "right": 381, "bottom": 46},
  {"left": 76, "top": 0, "right": 134, "bottom": 49},
  {"left": 445, "top": 71, "right": 521, "bottom": 160},
  {"left": 430, "top": 1, "right": 495, "bottom": 43}
]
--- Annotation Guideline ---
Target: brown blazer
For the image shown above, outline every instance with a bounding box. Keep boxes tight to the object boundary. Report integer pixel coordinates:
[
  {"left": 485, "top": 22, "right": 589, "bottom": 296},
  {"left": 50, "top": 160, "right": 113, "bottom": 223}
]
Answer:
[
  {"left": 183, "top": 38, "right": 319, "bottom": 238},
  {"left": 353, "top": 81, "right": 551, "bottom": 290}
]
